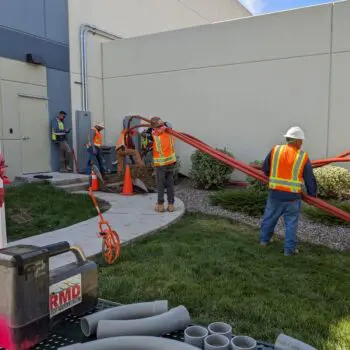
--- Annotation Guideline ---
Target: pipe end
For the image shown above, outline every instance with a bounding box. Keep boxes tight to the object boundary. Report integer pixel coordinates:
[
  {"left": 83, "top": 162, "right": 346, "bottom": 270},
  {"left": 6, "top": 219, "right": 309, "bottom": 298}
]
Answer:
[{"left": 80, "top": 318, "right": 91, "bottom": 337}]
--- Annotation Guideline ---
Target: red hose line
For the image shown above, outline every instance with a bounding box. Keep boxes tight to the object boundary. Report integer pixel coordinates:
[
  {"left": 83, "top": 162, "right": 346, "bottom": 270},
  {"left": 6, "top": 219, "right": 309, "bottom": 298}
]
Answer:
[{"left": 168, "top": 129, "right": 350, "bottom": 222}]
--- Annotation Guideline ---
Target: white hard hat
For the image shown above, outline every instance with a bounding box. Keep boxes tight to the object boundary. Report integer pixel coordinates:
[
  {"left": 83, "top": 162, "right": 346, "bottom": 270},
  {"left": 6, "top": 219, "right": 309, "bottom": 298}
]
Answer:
[
  {"left": 95, "top": 121, "right": 105, "bottom": 129},
  {"left": 284, "top": 126, "right": 305, "bottom": 140}
]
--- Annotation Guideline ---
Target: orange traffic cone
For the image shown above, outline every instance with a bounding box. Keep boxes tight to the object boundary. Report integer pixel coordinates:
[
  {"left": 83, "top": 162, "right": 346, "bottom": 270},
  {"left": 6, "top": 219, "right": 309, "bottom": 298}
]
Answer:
[
  {"left": 91, "top": 170, "right": 99, "bottom": 191},
  {"left": 120, "top": 165, "right": 135, "bottom": 196}
]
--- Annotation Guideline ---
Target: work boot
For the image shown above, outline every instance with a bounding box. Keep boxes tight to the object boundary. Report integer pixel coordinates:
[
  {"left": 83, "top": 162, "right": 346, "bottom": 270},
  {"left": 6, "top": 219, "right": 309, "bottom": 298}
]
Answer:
[
  {"left": 284, "top": 249, "right": 299, "bottom": 257},
  {"left": 167, "top": 204, "right": 175, "bottom": 212},
  {"left": 155, "top": 203, "right": 165, "bottom": 213}
]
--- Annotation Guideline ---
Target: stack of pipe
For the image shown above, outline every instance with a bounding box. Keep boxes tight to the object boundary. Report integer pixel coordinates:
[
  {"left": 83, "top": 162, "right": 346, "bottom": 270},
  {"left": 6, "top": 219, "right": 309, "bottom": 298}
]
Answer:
[{"left": 79, "top": 300, "right": 191, "bottom": 339}]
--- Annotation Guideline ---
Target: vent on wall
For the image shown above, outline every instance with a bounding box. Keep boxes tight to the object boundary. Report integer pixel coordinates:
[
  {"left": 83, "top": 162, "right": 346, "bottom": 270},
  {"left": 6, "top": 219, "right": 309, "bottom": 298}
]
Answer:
[{"left": 25, "top": 53, "right": 44, "bottom": 65}]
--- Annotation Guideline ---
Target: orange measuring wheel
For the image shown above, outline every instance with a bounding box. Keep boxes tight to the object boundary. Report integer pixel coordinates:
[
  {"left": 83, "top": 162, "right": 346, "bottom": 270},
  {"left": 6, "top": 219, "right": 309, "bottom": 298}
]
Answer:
[{"left": 89, "top": 187, "right": 121, "bottom": 264}]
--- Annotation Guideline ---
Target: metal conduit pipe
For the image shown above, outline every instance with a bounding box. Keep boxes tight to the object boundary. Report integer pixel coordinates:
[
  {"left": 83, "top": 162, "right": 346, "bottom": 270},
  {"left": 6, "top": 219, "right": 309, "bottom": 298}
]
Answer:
[
  {"left": 97, "top": 305, "right": 191, "bottom": 339},
  {"left": 58, "top": 336, "right": 199, "bottom": 350},
  {"left": 80, "top": 300, "right": 168, "bottom": 337},
  {"left": 80, "top": 24, "right": 122, "bottom": 111}
]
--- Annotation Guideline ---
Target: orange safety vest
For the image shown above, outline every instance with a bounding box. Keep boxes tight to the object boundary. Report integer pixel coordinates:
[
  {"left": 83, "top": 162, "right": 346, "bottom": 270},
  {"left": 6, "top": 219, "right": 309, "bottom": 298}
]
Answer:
[
  {"left": 152, "top": 132, "right": 176, "bottom": 167},
  {"left": 269, "top": 144, "right": 308, "bottom": 193},
  {"left": 116, "top": 130, "right": 126, "bottom": 149},
  {"left": 92, "top": 128, "right": 102, "bottom": 147}
]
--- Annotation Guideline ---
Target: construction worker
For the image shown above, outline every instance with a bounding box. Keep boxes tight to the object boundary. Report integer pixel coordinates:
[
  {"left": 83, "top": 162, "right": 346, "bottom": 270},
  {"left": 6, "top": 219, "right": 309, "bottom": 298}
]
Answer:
[
  {"left": 51, "top": 111, "right": 72, "bottom": 172},
  {"left": 260, "top": 126, "right": 317, "bottom": 256},
  {"left": 151, "top": 117, "right": 176, "bottom": 213},
  {"left": 115, "top": 128, "right": 143, "bottom": 173},
  {"left": 86, "top": 122, "right": 106, "bottom": 176}
]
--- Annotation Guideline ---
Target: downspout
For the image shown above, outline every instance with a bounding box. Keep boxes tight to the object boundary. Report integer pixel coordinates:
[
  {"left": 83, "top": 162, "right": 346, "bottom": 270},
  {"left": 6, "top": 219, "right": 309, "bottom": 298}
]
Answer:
[{"left": 79, "top": 24, "right": 122, "bottom": 111}]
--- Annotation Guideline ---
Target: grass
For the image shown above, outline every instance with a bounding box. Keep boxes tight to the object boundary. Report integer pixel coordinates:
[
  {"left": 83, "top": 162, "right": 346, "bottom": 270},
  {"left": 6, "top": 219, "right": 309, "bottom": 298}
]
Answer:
[
  {"left": 5, "top": 182, "right": 109, "bottom": 241},
  {"left": 98, "top": 214, "right": 350, "bottom": 349},
  {"left": 210, "top": 188, "right": 350, "bottom": 226}
]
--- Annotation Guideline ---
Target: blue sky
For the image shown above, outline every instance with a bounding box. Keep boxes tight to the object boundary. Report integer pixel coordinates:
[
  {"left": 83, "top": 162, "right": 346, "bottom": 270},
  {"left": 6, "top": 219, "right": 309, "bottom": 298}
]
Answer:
[{"left": 239, "top": 0, "right": 340, "bottom": 15}]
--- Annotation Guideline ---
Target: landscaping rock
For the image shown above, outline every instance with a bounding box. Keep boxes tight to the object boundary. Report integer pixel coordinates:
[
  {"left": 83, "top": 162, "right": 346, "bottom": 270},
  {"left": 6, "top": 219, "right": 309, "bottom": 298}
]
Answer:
[{"left": 175, "top": 178, "right": 350, "bottom": 252}]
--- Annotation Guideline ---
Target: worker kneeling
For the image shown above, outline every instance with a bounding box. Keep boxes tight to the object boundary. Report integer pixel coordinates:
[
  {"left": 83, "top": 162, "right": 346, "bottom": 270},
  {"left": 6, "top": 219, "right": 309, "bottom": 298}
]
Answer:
[
  {"left": 260, "top": 126, "right": 317, "bottom": 256},
  {"left": 151, "top": 117, "right": 176, "bottom": 213},
  {"left": 115, "top": 129, "right": 143, "bottom": 174}
]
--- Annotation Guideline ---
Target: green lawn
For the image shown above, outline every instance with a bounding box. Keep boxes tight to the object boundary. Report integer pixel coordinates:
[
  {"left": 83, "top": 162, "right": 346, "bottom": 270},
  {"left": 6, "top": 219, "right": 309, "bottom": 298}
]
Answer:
[
  {"left": 98, "top": 214, "right": 350, "bottom": 350},
  {"left": 5, "top": 182, "right": 109, "bottom": 241}
]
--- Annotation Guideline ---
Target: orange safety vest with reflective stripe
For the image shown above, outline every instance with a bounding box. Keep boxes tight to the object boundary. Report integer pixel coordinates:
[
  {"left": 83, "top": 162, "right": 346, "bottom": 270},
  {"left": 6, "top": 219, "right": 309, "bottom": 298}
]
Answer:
[
  {"left": 92, "top": 128, "right": 102, "bottom": 147},
  {"left": 269, "top": 144, "right": 308, "bottom": 193},
  {"left": 116, "top": 130, "right": 127, "bottom": 149},
  {"left": 152, "top": 133, "right": 176, "bottom": 167}
]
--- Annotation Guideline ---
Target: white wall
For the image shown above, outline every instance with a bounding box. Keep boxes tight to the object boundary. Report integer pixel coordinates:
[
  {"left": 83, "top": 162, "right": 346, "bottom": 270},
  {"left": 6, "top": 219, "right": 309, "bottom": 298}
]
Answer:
[
  {"left": 102, "top": 1, "right": 350, "bottom": 177},
  {"left": 0, "top": 58, "right": 47, "bottom": 179},
  {"left": 67, "top": 0, "right": 251, "bottom": 150}
]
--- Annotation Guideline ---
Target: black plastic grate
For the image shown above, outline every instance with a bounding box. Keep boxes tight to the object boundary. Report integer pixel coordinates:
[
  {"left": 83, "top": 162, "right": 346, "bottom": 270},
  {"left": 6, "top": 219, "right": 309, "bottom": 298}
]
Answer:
[{"left": 1, "top": 299, "right": 275, "bottom": 349}]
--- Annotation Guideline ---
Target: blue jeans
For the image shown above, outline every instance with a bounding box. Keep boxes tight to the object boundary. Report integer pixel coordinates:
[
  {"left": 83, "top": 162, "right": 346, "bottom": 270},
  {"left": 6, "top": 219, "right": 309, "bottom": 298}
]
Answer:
[
  {"left": 260, "top": 195, "right": 301, "bottom": 255},
  {"left": 86, "top": 146, "right": 105, "bottom": 175}
]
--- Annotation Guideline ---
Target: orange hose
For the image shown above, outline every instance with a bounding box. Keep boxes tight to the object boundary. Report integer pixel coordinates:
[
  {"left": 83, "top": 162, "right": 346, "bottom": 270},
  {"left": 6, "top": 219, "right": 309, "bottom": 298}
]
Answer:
[{"left": 124, "top": 117, "right": 350, "bottom": 222}]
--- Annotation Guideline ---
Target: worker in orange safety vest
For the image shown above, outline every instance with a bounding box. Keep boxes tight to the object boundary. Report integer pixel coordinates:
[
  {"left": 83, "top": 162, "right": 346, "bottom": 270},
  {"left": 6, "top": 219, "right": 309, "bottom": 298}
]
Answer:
[
  {"left": 115, "top": 128, "right": 143, "bottom": 173},
  {"left": 86, "top": 122, "right": 106, "bottom": 176},
  {"left": 150, "top": 117, "right": 177, "bottom": 213},
  {"left": 260, "top": 126, "right": 317, "bottom": 256}
]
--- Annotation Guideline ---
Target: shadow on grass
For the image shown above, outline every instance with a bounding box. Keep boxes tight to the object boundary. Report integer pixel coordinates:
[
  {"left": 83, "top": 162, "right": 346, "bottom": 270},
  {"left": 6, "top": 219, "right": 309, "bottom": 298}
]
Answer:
[{"left": 96, "top": 213, "right": 350, "bottom": 349}]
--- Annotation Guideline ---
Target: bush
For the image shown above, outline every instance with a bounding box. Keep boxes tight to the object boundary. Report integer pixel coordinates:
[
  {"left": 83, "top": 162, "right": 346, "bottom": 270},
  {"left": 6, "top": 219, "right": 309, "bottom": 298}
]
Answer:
[
  {"left": 189, "top": 148, "right": 234, "bottom": 189},
  {"left": 210, "top": 189, "right": 267, "bottom": 217},
  {"left": 313, "top": 165, "right": 350, "bottom": 200},
  {"left": 247, "top": 160, "right": 268, "bottom": 193},
  {"left": 302, "top": 201, "right": 350, "bottom": 226}
]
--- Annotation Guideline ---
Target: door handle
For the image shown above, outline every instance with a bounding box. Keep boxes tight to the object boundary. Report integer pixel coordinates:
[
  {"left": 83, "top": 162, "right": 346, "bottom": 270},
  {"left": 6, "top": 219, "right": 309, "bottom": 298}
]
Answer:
[{"left": 22, "top": 137, "right": 30, "bottom": 140}]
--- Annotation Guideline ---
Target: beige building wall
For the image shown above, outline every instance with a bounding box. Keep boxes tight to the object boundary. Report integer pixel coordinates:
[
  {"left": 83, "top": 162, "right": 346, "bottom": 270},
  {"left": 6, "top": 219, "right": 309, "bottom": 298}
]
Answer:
[
  {"left": 67, "top": 0, "right": 251, "bottom": 150},
  {"left": 102, "top": 3, "right": 350, "bottom": 177},
  {"left": 0, "top": 58, "right": 48, "bottom": 179}
]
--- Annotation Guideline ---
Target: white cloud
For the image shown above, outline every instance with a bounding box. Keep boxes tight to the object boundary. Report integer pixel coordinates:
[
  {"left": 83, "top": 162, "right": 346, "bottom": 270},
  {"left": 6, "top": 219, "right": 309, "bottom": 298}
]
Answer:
[{"left": 239, "top": 0, "right": 267, "bottom": 14}]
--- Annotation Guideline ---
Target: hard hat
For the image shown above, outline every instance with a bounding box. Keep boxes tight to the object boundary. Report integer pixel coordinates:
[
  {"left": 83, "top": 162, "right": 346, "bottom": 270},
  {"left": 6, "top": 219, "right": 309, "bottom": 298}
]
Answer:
[
  {"left": 95, "top": 121, "right": 105, "bottom": 129},
  {"left": 283, "top": 126, "right": 305, "bottom": 140}
]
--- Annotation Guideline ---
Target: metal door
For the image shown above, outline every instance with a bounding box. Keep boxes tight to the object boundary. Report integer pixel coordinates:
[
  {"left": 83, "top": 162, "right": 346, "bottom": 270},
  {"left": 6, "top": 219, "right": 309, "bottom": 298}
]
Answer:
[{"left": 19, "top": 95, "right": 51, "bottom": 174}]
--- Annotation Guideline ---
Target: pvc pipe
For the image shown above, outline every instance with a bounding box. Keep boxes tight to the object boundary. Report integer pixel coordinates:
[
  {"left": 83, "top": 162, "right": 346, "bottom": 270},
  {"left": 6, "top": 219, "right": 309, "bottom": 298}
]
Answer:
[
  {"left": 96, "top": 305, "right": 191, "bottom": 339},
  {"left": 274, "top": 334, "right": 316, "bottom": 350},
  {"left": 184, "top": 325, "right": 208, "bottom": 348},
  {"left": 208, "top": 322, "right": 232, "bottom": 339},
  {"left": 204, "top": 334, "right": 230, "bottom": 350},
  {"left": 58, "top": 336, "right": 200, "bottom": 350},
  {"left": 80, "top": 300, "right": 168, "bottom": 337},
  {"left": 231, "top": 336, "right": 257, "bottom": 350}
]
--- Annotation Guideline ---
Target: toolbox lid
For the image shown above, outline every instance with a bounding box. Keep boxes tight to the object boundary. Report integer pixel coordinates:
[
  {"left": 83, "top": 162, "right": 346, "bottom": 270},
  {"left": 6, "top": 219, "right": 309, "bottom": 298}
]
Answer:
[{"left": 0, "top": 245, "right": 49, "bottom": 270}]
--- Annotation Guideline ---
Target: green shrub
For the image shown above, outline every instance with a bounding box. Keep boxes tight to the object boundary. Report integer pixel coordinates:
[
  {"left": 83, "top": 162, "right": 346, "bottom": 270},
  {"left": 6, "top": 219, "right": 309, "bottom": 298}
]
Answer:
[
  {"left": 210, "top": 189, "right": 267, "bottom": 217},
  {"left": 246, "top": 160, "right": 268, "bottom": 193},
  {"left": 189, "top": 148, "right": 234, "bottom": 189},
  {"left": 313, "top": 165, "right": 350, "bottom": 200},
  {"left": 302, "top": 201, "right": 350, "bottom": 226}
]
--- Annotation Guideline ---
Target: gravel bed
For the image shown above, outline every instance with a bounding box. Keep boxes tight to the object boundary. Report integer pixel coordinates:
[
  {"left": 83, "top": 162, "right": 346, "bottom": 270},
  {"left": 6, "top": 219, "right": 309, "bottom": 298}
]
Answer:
[{"left": 175, "top": 179, "right": 350, "bottom": 252}]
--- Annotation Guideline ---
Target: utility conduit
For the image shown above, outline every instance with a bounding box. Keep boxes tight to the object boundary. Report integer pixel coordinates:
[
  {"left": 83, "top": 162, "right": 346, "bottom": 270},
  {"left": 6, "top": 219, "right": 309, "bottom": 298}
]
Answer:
[
  {"left": 167, "top": 129, "right": 350, "bottom": 222},
  {"left": 96, "top": 305, "right": 191, "bottom": 339},
  {"left": 58, "top": 336, "right": 200, "bottom": 350},
  {"left": 80, "top": 300, "right": 168, "bottom": 337},
  {"left": 124, "top": 117, "right": 349, "bottom": 221}
]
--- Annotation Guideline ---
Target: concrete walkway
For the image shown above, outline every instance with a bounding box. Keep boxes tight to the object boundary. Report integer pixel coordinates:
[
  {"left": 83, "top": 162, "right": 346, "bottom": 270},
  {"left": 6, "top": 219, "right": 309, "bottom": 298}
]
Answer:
[{"left": 9, "top": 191, "right": 185, "bottom": 269}]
